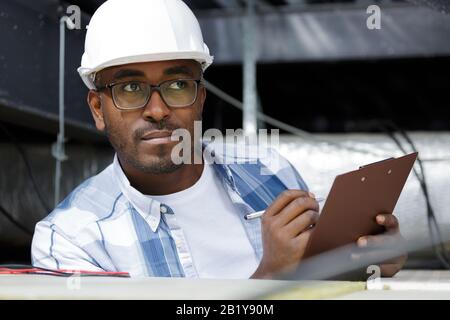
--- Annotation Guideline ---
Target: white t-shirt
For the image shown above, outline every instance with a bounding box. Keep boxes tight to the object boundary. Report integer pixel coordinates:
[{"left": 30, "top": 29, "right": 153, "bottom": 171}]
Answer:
[{"left": 149, "top": 163, "right": 260, "bottom": 279}]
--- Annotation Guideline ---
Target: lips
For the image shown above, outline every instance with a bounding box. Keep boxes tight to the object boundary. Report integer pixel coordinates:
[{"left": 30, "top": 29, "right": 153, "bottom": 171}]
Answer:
[
  {"left": 141, "top": 130, "right": 173, "bottom": 140},
  {"left": 139, "top": 130, "right": 174, "bottom": 145}
]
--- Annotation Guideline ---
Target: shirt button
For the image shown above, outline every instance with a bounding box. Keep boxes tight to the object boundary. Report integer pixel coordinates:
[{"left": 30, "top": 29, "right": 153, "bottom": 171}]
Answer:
[{"left": 160, "top": 205, "right": 167, "bottom": 214}]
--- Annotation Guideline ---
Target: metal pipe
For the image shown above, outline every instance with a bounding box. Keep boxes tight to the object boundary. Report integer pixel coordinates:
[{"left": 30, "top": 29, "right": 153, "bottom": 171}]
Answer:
[
  {"left": 243, "top": 0, "right": 257, "bottom": 136},
  {"left": 53, "top": 16, "right": 74, "bottom": 207}
]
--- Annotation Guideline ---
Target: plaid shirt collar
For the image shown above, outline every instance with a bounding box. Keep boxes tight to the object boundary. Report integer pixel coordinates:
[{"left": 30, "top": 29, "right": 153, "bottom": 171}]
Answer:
[
  {"left": 113, "top": 155, "right": 165, "bottom": 232},
  {"left": 112, "top": 141, "right": 272, "bottom": 232}
]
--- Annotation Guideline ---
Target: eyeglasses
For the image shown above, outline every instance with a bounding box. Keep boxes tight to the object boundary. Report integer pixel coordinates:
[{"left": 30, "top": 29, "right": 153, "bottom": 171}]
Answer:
[{"left": 96, "top": 79, "right": 201, "bottom": 110}]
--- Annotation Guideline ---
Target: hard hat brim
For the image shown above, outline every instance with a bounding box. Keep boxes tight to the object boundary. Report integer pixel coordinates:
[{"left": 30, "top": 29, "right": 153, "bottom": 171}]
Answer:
[{"left": 78, "top": 51, "right": 214, "bottom": 90}]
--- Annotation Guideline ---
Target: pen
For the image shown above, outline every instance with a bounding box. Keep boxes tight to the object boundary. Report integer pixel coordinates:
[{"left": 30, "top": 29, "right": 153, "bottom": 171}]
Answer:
[{"left": 244, "top": 197, "right": 325, "bottom": 220}]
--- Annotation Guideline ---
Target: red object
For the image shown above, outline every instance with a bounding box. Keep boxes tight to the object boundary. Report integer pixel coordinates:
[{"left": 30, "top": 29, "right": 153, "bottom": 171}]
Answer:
[{"left": 0, "top": 267, "right": 129, "bottom": 277}]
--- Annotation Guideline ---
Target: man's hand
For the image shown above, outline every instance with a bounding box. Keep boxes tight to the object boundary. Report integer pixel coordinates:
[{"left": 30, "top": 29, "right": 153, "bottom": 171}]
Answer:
[
  {"left": 250, "top": 190, "right": 319, "bottom": 279},
  {"left": 356, "top": 213, "right": 407, "bottom": 277}
]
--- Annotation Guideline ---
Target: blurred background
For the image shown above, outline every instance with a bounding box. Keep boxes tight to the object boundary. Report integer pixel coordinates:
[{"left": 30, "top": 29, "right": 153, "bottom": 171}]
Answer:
[{"left": 0, "top": 0, "right": 449, "bottom": 269}]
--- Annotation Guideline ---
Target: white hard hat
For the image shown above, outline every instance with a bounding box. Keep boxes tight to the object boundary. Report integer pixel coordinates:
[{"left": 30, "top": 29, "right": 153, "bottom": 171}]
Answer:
[{"left": 77, "top": 0, "right": 214, "bottom": 89}]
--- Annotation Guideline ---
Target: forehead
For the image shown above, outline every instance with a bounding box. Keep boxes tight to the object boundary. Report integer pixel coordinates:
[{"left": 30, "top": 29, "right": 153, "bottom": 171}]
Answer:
[{"left": 96, "top": 59, "right": 202, "bottom": 83}]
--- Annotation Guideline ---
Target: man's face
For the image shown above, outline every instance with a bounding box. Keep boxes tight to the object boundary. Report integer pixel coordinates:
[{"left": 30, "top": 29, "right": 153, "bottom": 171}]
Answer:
[{"left": 87, "top": 59, "right": 205, "bottom": 174}]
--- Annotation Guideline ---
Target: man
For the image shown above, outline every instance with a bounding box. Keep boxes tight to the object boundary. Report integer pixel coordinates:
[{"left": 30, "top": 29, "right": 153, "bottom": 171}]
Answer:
[{"left": 32, "top": 0, "right": 406, "bottom": 279}]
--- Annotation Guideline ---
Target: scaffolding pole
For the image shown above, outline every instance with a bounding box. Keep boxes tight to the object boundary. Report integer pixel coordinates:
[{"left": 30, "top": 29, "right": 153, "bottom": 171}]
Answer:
[
  {"left": 243, "top": 0, "right": 257, "bottom": 136},
  {"left": 52, "top": 16, "right": 74, "bottom": 207}
]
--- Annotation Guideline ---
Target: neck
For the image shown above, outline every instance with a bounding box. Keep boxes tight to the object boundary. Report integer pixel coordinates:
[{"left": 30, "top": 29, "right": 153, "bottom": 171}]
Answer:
[{"left": 118, "top": 157, "right": 205, "bottom": 196}]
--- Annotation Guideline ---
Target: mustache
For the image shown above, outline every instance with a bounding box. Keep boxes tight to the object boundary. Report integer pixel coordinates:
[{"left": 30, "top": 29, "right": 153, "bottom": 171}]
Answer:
[{"left": 133, "top": 120, "right": 181, "bottom": 141}]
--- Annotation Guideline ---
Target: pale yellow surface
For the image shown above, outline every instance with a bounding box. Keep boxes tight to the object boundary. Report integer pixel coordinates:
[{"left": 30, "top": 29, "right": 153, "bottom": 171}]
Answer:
[
  {"left": 0, "top": 275, "right": 364, "bottom": 300},
  {"left": 262, "top": 281, "right": 366, "bottom": 300},
  {"left": 2, "top": 270, "right": 450, "bottom": 300}
]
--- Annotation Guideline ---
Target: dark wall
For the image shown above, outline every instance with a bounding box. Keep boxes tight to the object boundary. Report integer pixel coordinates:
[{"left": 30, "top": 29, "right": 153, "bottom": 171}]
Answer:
[
  {"left": 202, "top": 57, "right": 450, "bottom": 133},
  {"left": 1, "top": 0, "right": 449, "bottom": 138},
  {"left": 0, "top": 0, "right": 97, "bottom": 139}
]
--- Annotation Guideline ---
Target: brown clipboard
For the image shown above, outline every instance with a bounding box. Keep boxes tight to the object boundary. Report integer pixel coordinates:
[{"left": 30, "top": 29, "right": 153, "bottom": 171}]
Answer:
[{"left": 302, "top": 152, "right": 418, "bottom": 259}]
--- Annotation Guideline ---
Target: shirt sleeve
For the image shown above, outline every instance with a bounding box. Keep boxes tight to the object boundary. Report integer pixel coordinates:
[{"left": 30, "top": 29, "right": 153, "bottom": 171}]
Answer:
[{"left": 31, "top": 220, "right": 104, "bottom": 272}]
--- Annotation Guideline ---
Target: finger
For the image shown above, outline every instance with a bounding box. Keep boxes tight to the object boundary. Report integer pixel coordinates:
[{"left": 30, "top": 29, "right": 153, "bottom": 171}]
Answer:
[
  {"left": 357, "top": 233, "right": 401, "bottom": 249},
  {"left": 380, "top": 262, "right": 405, "bottom": 277},
  {"left": 264, "top": 190, "right": 310, "bottom": 218},
  {"left": 351, "top": 249, "right": 407, "bottom": 266},
  {"left": 276, "top": 196, "right": 320, "bottom": 226},
  {"left": 380, "top": 253, "right": 408, "bottom": 269},
  {"left": 376, "top": 214, "right": 399, "bottom": 230},
  {"left": 351, "top": 252, "right": 407, "bottom": 265},
  {"left": 284, "top": 210, "right": 319, "bottom": 237},
  {"left": 293, "top": 226, "right": 315, "bottom": 250}
]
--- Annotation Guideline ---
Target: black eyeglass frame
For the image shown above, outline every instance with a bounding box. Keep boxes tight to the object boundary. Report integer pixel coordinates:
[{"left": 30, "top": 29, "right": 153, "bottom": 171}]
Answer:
[{"left": 96, "top": 78, "right": 202, "bottom": 110}]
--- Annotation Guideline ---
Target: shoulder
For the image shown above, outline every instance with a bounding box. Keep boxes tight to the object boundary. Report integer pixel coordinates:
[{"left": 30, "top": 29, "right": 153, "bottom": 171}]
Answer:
[
  {"left": 204, "top": 141, "right": 308, "bottom": 191},
  {"left": 259, "top": 147, "right": 308, "bottom": 190},
  {"left": 39, "top": 163, "right": 128, "bottom": 239}
]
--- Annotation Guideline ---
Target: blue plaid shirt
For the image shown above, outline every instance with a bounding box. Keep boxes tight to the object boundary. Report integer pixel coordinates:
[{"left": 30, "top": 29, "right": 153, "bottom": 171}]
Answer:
[{"left": 31, "top": 143, "right": 308, "bottom": 277}]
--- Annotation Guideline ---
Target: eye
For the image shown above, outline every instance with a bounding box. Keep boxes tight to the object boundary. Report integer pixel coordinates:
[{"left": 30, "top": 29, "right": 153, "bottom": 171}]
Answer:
[
  {"left": 122, "top": 82, "right": 142, "bottom": 92},
  {"left": 168, "top": 80, "right": 187, "bottom": 90}
]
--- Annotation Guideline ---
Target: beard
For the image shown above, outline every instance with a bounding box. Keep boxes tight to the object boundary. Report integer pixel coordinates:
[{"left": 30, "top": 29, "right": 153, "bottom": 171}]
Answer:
[
  {"left": 104, "top": 115, "right": 200, "bottom": 175},
  {"left": 118, "top": 143, "right": 183, "bottom": 174}
]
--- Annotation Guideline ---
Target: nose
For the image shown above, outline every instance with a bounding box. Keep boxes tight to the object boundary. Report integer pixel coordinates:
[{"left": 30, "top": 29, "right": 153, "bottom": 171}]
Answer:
[{"left": 141, "top": 89, "right": 171, "bottom": 123}]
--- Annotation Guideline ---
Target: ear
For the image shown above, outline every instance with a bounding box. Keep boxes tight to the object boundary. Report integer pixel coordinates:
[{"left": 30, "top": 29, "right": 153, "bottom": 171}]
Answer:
[
  {"left": 198, "top": 85, "right": 206, "bottom": 114},
  {"left": 87, "top": 90, "right": 106, "bottom": 132}
]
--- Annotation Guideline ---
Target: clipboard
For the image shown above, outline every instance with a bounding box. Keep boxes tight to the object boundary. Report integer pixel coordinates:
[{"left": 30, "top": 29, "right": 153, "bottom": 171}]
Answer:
[{"left": 302, "top": 152, "right": 418, "bottom": 259}]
